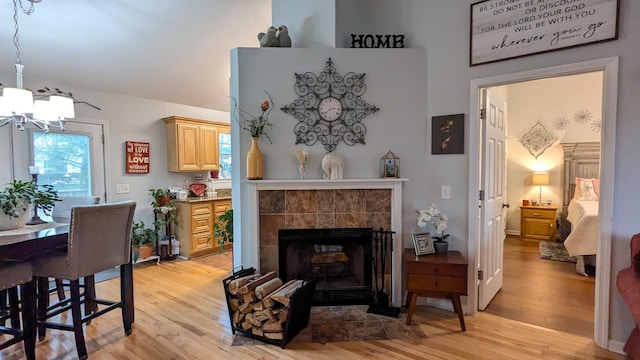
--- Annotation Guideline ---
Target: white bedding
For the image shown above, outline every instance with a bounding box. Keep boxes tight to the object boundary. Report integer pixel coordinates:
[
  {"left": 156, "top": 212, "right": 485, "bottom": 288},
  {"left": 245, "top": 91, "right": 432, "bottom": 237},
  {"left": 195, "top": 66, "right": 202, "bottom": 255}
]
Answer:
[{"left": 564, "top": 199, "right": 599, "bottom": 257}]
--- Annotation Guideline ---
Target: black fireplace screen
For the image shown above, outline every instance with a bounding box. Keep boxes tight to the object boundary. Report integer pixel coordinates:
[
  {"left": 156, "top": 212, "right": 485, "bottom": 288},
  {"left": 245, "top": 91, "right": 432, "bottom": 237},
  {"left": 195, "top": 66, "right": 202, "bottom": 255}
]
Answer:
[{"left": 278, "top": 228, "right": 373, "bottom": 306}]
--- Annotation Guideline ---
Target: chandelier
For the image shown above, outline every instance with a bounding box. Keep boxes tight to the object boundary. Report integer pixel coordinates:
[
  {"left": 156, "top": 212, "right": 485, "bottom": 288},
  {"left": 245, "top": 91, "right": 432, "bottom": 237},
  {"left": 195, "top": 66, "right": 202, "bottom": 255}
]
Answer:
[{"left": 0, "top": 0, "right": 76, "bottom": 133}]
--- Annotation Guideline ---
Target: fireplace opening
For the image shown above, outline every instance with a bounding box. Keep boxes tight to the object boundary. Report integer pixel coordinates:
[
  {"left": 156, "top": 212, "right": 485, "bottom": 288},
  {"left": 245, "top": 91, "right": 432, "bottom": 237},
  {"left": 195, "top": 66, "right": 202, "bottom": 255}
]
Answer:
[{"left": 278, "top": 228, "right": 373, "bottom": 306}]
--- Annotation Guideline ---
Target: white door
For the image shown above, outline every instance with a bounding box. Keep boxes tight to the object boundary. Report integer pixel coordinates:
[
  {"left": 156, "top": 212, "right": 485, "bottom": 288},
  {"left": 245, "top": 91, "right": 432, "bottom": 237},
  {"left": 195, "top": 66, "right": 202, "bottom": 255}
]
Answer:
[
  {"left": 478, "top": 88, "right": 507, "bottom": 310},
  {"left": 30, "top": 120, "right": 107, "bottom": 203}
]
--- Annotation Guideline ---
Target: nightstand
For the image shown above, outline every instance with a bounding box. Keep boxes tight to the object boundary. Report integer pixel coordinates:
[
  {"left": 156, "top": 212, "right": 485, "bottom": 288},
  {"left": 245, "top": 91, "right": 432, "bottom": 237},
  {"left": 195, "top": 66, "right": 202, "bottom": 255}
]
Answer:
[
  {"left": 520, "top": 205, "right": 558, "bottom": 241},
  {"left": 404, "top": 249, "right": 468, "bottom": 331}
]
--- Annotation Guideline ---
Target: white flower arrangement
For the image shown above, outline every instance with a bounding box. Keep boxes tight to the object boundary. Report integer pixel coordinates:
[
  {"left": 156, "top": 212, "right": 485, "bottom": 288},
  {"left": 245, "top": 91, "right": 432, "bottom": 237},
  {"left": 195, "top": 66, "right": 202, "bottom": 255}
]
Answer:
[{"left": 416, "top": 203, "right": 449, "bottom": 242}]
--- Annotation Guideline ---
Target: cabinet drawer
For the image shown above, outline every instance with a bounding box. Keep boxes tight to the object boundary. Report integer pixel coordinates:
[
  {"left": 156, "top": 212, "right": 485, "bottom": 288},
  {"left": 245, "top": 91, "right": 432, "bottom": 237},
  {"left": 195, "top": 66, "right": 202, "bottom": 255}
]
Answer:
[
  {"left": 406, "top": 262, "right": 467, "bottom": 277},
  {"left": 521, "top": 208, "right": 555, "bottom": 219},
  {"left": 214, "top": 200, "right": 231, "bottom": 213},
  {"left": 192, "top": 231, "right": 212, "bottom": 252},
  {"left": 192, "top": 203, "right": 212, "bottom": 216},
  {"left": 192, "top": 214, "right": 212, "bottom": 233},
  {"left": 407, "top": 274, "right": 467, "bottom": 294}
]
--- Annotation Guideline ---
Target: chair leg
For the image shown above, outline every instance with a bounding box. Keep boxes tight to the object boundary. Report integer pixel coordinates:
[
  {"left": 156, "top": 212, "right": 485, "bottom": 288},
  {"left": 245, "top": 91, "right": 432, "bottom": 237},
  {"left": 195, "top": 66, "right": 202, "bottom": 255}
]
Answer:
[
  {"left": 36, "top": 276, "right": 49, "bottom": 341},
  {"left": 69, "top": 280, "right": 88, "bottom": 360},
  {"left": 83, "top": 275, "right": 98, "bottom": 316},
  {"left": 7, "top": 287, "right": 20, "bottom": 329},
  {"left": 55, "top": 279, "right": 66, "bottom": 301},
  {"left": 0, "top": 289, "right": 7, "bottom": 326},
  {"left": 20, "top": 280, "right": 37, "bottom": 360},
  {"left": 120, "top": 263, "right": 134, "bottom": 335}
]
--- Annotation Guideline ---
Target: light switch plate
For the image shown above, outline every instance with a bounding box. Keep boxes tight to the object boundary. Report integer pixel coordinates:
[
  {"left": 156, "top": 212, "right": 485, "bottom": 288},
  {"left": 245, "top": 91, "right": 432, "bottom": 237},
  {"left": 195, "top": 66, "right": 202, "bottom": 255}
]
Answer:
[
  {"left": 116, "top": 184, "right": 130, "bottom": 194},
  {"left": 441, "top": 185, "right": 451, "bottom": 199}
]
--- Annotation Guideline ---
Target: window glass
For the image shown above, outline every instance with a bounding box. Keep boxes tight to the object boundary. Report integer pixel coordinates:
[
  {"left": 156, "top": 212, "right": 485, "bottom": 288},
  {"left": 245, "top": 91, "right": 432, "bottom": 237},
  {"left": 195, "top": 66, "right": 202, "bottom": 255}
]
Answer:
[
  {"left": 32, "top": 132, "right": 92, "bottom": 197},
  {"left": 218, "top": 132, "right": 231, "bottom": 179}
]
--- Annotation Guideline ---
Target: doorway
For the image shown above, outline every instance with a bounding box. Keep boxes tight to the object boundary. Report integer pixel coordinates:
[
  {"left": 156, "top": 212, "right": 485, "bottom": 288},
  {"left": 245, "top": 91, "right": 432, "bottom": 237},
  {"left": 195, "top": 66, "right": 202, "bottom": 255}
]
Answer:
[{"left": 467, "top": 57, "right": 619, "bottom": 348}]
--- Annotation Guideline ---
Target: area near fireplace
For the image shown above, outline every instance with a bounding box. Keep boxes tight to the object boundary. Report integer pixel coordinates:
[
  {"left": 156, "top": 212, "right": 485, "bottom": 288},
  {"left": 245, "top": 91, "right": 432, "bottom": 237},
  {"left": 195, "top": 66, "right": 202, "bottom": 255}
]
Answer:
[{"left": 243, "top": 179, "right": 406, "bottom": 306}]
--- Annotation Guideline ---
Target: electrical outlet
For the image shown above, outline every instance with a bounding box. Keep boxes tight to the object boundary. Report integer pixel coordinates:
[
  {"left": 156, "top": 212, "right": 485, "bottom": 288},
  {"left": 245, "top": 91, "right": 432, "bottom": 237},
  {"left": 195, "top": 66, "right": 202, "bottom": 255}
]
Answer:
[
  {"left": 116, "top": 184, "right": 130, "bottom": 194},
  {"left": 441, "top": 185, "right": 451, "bottom": 200}
]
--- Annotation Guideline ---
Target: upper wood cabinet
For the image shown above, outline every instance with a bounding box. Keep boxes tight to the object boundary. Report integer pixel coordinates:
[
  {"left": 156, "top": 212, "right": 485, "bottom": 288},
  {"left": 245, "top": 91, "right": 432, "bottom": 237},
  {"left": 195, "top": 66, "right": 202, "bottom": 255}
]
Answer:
[{"left": 163, "top": 116, "right": 229, "bottom": 172}]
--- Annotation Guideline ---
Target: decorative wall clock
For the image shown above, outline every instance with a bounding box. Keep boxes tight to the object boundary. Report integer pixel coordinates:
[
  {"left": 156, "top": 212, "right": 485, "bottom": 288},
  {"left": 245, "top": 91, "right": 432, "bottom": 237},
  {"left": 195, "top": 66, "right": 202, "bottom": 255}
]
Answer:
[{"left": 280, "top": 58, "right": 379, "bottom": 152}]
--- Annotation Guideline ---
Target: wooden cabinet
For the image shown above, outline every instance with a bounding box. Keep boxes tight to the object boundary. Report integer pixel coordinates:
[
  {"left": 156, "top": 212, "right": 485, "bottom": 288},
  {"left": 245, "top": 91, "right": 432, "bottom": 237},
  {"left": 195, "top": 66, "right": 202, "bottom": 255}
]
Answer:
[
  {"left": 174, "top": 198, "right": 232, "bottom": 259},
  {"left": 404, "top": 249, "right": 467, "bottom": 331},
  {"left": 520, "top": 205, "right": 557, "bottom": 241},
  {"left": 163, "top": 116, "right": 229, "bottom": 172}
]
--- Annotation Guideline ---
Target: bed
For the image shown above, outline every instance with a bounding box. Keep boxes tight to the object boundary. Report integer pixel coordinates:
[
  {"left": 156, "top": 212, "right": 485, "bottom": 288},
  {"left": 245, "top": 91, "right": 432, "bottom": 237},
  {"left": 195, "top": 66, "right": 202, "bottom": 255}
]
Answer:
[{"left": 559, "top": 142, "right": 600, "bottom": 276}]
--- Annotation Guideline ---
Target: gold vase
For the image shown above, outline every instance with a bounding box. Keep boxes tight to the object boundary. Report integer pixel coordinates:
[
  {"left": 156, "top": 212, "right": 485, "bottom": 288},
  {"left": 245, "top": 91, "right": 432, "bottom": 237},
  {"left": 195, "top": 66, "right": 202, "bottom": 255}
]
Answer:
[{"left": 247, "top": 137, "right": 263, "bottom": 180}]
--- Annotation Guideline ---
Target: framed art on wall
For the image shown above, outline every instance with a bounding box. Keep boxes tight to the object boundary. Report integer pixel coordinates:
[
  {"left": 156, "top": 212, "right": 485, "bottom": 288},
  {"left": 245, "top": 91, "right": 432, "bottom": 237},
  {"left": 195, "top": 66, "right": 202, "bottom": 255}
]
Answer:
[
  {"left": 432, "top": 114, "right": 464, "bottom": 155},
  {"left": 412, "top": 233, "right": 435, "bottom": 256},
  {"left": 470, "top": 0, "right": 620, "bottom": 66}
]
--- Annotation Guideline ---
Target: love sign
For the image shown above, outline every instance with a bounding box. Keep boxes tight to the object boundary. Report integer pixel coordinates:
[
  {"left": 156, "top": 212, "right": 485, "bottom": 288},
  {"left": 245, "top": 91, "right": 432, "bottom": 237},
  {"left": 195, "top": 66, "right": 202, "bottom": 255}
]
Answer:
[{"left": 126, "top": 141, "right": 150, "bottom": 174}]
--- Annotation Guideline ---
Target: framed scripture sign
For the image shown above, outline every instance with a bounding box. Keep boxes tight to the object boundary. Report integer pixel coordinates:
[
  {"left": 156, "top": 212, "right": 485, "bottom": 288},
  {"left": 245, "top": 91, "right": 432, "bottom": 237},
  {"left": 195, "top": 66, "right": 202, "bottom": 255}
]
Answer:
[
  {"left": 125, "top": 141, "right": 150, "bottom": 174},
  {"left": 470, "top": 0, "right": 620, "bottom": 66}
]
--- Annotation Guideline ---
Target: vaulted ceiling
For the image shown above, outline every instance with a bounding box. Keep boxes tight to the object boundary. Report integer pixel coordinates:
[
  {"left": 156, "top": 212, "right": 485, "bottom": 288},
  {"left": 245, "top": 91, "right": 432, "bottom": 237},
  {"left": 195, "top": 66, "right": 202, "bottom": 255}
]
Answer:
[{"left": 0, "top": 0, "right": 272, "bottom": 112}]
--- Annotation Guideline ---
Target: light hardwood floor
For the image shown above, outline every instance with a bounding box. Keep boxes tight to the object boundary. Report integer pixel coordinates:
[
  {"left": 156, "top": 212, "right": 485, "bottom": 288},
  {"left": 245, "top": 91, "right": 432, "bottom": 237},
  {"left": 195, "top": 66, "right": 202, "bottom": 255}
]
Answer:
[
  {"left": 484, "top": 236, "right": 596, "bottom": 338},
  {"left": 1, "top": 255, "right": 622, "bottom": 360}
]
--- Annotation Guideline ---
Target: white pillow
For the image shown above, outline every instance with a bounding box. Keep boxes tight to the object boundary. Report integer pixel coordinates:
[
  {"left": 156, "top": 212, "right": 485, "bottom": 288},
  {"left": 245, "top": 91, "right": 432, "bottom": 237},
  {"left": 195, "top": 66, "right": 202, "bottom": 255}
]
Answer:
[{"left": 576, "top": 179, "right": 598, "bottom": 201}]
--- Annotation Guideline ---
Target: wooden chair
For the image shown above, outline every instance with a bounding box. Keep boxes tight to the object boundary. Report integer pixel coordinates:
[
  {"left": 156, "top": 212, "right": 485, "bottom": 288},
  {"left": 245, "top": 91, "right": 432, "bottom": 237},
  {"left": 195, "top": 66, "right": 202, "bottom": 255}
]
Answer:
[
  {"left": 0, "top": 261, "right": 36, "bottom": 360},
  {"left": 32, "top": 200, "right": 136, "bottom": 360}
]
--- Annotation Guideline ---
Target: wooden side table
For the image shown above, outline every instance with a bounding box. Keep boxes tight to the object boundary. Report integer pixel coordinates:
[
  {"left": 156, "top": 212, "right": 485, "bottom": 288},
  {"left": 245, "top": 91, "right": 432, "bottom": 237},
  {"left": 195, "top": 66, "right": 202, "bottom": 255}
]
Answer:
[
  {"left": 404, "top": 249, "right": 468, "bottom": 331},
  {"left": 520, "top": 205, "right": 558, "bottom": 241}
]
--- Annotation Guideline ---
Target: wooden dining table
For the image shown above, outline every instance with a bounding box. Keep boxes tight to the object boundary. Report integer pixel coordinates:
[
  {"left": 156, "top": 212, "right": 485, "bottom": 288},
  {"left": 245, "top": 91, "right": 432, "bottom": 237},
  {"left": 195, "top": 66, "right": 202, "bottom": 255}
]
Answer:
[{"left": 0, "top": 222, "right": 135, "bottom": 325}]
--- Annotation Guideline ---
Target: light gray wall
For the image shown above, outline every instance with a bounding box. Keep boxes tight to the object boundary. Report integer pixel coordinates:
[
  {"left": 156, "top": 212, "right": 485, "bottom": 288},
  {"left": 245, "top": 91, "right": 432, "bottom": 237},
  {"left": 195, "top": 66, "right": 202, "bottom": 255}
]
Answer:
[
  {"left": 357, "top": 0, "right": 639, "bottom": 345},
  {"left": 1, "top": 83, "right": 230, "bottom": 226}
]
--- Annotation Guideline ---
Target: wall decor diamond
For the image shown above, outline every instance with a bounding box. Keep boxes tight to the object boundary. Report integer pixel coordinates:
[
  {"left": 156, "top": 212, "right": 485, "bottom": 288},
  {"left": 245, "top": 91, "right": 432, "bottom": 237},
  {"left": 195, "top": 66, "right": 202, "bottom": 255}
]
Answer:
[{"left": 519, "top": 121, "right": 558, "bottom": 159}]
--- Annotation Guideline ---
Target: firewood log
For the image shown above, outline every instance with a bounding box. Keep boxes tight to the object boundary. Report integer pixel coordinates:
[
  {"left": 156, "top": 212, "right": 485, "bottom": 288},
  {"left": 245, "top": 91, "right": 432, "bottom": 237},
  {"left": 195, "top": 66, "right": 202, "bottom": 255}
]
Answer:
[
  {"left": 264, "top": 331, "right": 284, "bottom": 340},
  {"left": 254, "top": 313, "right": 269, "bottom": 322},
  {"left": 243, "top": 291, "right": 258, "bottom": 303},
  {"left": 262, "top": 319, "right": 283, "bottom": 332},
  {"left": 248, "top": 313, "right": 264, "bottom": 327},
  {"left": 237, "top": 271, "right": 277, "bottom": 295},
  {"left": 228, "top": 274, "right": 261, "bottom": 295},
  {"left": 262, "top": 279, "right": 297, "bottom": 307},
  {"left": 255, "top": 278, "right": 283, "bottom": 299},
  {"left": 241, "top": 319, "right": 252, "bottom": 330},
  {"left": 275, "top": 308, "right": 288, "bottom": 322},
  {"left": 264, "top": 279, "right": 304, "bottom": 307},
  {"left": 252, "top": 302, "right": 264, "bottom": 311},
  {"left": 252, "top": 327, "right": 264, "bottom": 336},
  {"left": 266, "top": 308, "right": 277, "bottom": 322},
  {"left": 229, "top": 298, "right": 240, "bottom": 312},
  {"left": 239, "top": 301, "right": 253, "bottom": 314}
]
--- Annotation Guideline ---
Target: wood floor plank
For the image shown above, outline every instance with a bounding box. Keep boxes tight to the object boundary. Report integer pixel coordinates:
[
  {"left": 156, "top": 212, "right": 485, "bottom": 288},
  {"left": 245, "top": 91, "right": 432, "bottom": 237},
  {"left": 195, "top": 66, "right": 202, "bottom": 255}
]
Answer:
[{"left": 0, "top": 254, "right": 623, "bottom": 360}]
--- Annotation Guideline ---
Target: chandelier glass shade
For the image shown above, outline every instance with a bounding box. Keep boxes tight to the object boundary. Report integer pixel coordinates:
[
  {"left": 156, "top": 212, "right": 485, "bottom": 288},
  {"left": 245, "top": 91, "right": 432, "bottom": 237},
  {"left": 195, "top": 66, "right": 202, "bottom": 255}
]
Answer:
[{"left": 0, "top": 0, "right": 76, "bottom": 133}]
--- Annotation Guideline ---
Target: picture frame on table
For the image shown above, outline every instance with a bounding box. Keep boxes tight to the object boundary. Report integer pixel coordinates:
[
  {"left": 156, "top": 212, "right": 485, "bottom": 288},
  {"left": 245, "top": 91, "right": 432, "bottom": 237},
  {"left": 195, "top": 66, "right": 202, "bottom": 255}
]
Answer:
[{"left": 412, "top": 232, "right": 435, "bottom": 256}]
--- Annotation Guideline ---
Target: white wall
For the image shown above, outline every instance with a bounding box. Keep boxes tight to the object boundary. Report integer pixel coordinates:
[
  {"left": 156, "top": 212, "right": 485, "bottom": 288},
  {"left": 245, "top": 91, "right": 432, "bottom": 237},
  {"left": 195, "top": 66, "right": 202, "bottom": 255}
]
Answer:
[
  {"left": 1, "top": 82, "right": 230, "bottom": 225},
  {"left": 504, "top": 72, "right": 603, "bottom": 233}
]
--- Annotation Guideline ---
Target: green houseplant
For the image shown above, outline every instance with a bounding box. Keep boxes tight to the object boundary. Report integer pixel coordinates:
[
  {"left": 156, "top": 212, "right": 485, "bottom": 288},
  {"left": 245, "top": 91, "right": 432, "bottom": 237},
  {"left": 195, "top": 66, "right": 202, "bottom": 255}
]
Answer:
[
  {"left": 0, "top": 179, "right": 60, "bottom": 230},
  {"left": 213, "top": 209, "right": 233, "bottom": 253},
  {"left": 131, "top": 220, "right": 157, "bottom": 262},
  {"left": 148, "top": 188, "right": 170, "bottom": 207}
]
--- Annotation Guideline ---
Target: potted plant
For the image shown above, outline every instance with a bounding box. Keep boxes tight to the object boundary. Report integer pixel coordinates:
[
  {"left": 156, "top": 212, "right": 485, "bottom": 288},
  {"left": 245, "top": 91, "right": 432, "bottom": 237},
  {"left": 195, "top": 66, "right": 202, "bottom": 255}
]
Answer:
[
  {"left": 0, "top": 179, "right": 60, "bottom": 231},
  {"left": 149, "top": 188, "right": 171, "bottom": 207},
  {"left": 416, "top": 203, "right": 450, "bottom": 253},
  {"left": 213, "top": 209, "right": 233, "bottom": 253},
  {"left": 131, "top": 220, "right": 157, "bottom": 261}
]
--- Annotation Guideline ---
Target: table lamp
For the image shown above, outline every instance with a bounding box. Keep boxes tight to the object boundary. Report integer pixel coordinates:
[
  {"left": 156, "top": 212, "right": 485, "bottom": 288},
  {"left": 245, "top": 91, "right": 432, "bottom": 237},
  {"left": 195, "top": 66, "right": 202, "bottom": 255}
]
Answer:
[{"left": 532, "top": 171, "right": 549, "bottom": 206}]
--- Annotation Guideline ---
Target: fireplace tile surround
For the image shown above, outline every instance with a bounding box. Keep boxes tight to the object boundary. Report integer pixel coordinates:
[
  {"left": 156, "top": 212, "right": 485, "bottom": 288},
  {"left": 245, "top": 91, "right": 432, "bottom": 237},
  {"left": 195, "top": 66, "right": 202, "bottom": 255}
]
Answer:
[{"left": 245, "top": 179, "right": 406, "bottom": 306}]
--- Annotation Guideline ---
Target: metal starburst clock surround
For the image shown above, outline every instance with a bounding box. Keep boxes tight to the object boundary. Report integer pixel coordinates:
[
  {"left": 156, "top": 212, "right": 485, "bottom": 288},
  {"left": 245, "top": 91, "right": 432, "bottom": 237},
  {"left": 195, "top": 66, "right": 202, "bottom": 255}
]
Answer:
[{"left": 280, "top": 58, "right": 379, "bottom": 152}]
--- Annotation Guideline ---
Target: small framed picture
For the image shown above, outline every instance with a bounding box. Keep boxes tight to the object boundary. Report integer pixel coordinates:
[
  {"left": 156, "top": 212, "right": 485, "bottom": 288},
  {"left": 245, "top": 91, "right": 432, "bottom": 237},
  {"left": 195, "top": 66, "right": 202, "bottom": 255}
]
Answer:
[{"left": 412, "top": 233, "right": 435, "bottom": 256}]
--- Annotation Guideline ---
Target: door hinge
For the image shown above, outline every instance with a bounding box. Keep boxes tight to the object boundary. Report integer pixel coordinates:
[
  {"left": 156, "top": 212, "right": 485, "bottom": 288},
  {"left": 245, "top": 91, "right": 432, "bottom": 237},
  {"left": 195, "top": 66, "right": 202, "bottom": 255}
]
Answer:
[
  {"left": 480, "top": 108, "right": 486, "bottom": 120},
  {"left": 478, "top": 270, "right": 484, "bottom": 280},
  {"left": 479, "top": 190, "right": 485, "bottom": 201}
]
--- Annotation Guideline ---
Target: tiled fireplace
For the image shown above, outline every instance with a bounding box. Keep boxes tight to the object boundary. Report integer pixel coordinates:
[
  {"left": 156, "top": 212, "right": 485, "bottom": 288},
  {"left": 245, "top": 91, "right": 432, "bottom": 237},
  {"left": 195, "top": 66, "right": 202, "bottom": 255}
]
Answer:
[{"left": 245, "top": 179, "right": 406, "bottom": 306}]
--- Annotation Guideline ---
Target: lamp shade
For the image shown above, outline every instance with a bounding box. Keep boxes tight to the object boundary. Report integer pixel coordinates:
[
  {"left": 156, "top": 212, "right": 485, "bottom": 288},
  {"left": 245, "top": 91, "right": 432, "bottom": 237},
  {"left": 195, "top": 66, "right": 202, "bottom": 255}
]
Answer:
[
  {"left": 49, "top": 95, "right": 75, "bottom": 118},
  {"left": 532, "top": 172, "right": 549, "bottom": 186},
  {"left": 3, "top": 87, "right": 34, "bottom": 114}
]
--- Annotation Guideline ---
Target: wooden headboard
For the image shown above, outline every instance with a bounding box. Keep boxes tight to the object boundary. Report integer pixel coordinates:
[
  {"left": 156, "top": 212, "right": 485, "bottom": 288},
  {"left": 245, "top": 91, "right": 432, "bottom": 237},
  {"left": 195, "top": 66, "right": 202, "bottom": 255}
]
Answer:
[{"left": 559, "top": 142, "right": 600, "bottom": 240}]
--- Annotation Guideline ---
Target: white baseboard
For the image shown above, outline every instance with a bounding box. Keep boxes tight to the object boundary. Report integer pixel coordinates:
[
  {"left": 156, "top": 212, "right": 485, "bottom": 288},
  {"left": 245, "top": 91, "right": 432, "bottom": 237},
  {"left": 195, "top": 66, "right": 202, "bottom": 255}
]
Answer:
[
  {"left": 608, "top": 339, "right": 626, "bottom": 355},
  {"left": 505, "top": 229, "right": 520, "bottom": 236}
]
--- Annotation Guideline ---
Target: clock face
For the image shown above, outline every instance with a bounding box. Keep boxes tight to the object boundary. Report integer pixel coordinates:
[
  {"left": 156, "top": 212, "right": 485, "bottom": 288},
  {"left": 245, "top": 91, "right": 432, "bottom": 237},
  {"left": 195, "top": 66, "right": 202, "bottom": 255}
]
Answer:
[{"left": 318, "top": 97, "right": 343, "bottom": 121}]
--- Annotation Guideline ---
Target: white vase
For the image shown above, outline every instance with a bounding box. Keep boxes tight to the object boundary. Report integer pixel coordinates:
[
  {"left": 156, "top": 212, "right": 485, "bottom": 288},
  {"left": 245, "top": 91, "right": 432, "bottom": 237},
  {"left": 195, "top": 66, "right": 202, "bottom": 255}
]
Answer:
[{"left": 0, "top": 202, "right": 32, "bottom": 231}]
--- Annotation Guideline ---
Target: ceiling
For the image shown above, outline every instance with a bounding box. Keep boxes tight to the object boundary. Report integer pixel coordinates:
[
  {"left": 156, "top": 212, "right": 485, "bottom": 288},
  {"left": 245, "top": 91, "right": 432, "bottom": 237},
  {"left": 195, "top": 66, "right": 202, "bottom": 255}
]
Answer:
[{"left": 0, "top": 0, "right": 272, "bottom": 112}]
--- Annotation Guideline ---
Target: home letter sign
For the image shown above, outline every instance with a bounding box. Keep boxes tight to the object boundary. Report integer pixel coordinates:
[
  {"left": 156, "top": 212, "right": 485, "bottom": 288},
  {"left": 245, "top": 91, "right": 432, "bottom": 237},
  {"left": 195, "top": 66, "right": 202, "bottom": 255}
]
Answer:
[{"left": 126, "top": 141, "right": 150, "bottom": 174}]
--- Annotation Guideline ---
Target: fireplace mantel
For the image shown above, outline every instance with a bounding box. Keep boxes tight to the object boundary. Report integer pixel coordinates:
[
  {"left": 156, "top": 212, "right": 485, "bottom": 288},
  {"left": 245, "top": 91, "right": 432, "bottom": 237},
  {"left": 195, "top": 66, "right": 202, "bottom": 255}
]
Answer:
[{"left": 243, "top": 178, "right": 407, "bottom": 307}]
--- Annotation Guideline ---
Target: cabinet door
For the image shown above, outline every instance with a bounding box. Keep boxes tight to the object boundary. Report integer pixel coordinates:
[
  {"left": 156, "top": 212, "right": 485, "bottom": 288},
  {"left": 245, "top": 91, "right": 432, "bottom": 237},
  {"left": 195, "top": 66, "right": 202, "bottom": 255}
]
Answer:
[
  {"left": 218, "top": 125, "right": 231, "bottom": 179},
  {"left": 200, "top": 126, "right": 219, "bottom": 170},
  {"left": 177, "top": 123, "right": 200, "bottom": 171}
]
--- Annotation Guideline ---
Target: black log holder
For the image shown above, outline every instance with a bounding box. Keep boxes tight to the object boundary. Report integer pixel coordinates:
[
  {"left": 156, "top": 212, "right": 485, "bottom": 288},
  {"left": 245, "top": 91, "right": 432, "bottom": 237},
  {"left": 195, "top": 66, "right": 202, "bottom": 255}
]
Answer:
[{"left": 367, "top": 228, "right": 400, "bottom": 318}]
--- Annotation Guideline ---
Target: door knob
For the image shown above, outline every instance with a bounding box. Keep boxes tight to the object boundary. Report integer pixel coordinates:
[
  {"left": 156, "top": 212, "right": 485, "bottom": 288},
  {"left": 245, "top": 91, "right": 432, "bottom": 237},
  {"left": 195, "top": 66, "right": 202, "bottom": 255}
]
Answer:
[{"left": 502, "top": 203, "right": 510, "bottom": 208}]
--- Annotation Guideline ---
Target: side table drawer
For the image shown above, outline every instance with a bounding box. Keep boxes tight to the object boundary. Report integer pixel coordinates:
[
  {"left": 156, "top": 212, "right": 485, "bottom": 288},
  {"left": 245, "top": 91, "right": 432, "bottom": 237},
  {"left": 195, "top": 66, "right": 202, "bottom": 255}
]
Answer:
[
  {"left": 521, "top": 208, "right": 555, "bottom": 219},
  {"left": 407, "top": 274, "right": 467, "bottom": 294},
  {"left": 406, "top": 262, "right": 467, "bottom": 277}
]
